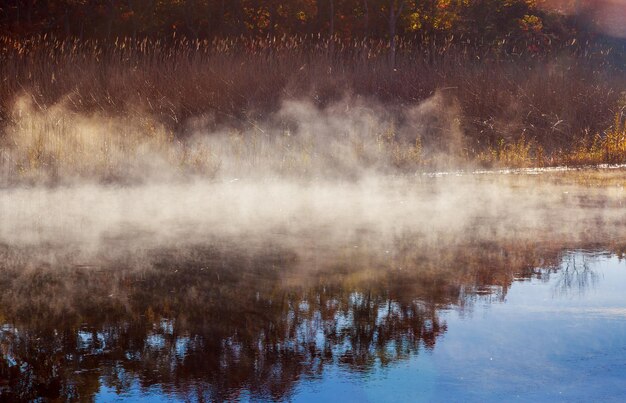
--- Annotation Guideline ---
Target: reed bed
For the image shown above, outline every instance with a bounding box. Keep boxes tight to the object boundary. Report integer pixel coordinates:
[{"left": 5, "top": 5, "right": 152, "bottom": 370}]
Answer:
[{"left": 0, "top": 35, "right": 624, "bottom": 182}]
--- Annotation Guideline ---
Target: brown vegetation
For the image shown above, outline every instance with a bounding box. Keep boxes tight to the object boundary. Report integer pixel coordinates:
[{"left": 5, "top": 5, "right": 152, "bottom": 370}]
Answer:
[{"left": 0, "top": 35, "right": 624, "bottom": 181}]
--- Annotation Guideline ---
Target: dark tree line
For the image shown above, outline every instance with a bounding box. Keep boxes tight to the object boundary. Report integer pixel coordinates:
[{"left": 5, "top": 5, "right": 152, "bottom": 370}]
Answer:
[{"left": 0, "top": 1, "right": 616, "bottom": 50}]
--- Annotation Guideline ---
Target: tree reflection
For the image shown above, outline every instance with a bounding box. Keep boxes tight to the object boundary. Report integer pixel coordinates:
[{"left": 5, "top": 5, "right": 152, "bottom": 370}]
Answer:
[
  {"left": 0, "top": 241, "right": 593, "bottom": 401},
  {"left": 548, "top": 252, "right": 602, "bottom": 297}
]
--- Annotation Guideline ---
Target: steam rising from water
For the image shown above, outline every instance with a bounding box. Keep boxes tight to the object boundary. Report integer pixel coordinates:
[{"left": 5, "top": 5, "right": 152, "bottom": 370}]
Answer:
[
  {"left": 1, "top": 95, "right": 625, "bottom": 267},
  {"left": 1, "top": 175, "right": 625, "bottom": 267},
  {"left": 0, "top": 92, "right": 463, "bottom": 185}
]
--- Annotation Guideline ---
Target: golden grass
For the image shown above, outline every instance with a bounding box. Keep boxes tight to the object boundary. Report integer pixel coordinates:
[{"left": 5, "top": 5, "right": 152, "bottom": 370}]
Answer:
[
  {"left": 475, "top": 113, "right": 626, "bottom": 169},
  {"left": 0, "top": 97, "right": 221, "bottom": 184},
  {"left": 477, "top": 136, "right": 544, "bottom": 168},
  {"left": 2, "top": 104, "right": 626, "bottom": 184}
]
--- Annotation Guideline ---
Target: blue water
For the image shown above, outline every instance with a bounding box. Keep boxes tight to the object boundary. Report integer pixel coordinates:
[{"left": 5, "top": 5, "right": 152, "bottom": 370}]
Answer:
[
  {"left": 294, "top": 254, "right": 625, "bottom": 402},
  {"left": 86, "top": 252, "right": 626, "bottom": 402}
]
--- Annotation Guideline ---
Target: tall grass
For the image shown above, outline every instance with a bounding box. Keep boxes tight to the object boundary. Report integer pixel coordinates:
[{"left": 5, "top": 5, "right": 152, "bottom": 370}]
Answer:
[{"left": 0, "top": 34, "right": 624, "bottom": 181}]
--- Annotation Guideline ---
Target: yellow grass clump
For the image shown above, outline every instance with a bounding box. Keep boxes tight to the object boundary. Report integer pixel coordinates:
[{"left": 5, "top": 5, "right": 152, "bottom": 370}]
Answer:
[{"left": 0, "top": 96, "right": 220, "bottom": 184}]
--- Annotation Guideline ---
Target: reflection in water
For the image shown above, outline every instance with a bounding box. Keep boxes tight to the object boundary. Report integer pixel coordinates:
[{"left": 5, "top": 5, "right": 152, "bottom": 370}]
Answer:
[
  {"left": 2, "top": 172, "right": 626, "bottom": 400},
  {"left": 551, "top": 252, "right": 602, "bottom": 297},
  {"left": 0, "top": 240, "right": 594, "bottom": 401}
]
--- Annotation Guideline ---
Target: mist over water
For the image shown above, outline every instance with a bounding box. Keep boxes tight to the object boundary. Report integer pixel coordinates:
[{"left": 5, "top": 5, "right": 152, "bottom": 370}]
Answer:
[
  {"left": 1, "top": 0, "right": 626, "bottom": 398},
  {"left": 1, "top": 173, "right": 625, "bottom": 266},
  {"left": 1, "top": 95, "right": 626, "bottom": 266},
  {"left": 3, "top": 95, "right": 626, "bottom": 401}
]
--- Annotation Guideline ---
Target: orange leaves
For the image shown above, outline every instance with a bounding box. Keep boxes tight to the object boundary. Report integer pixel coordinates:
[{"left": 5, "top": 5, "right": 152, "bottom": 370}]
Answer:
[{"left": 519, "top": 14, "right": 543, "bottom": 32}]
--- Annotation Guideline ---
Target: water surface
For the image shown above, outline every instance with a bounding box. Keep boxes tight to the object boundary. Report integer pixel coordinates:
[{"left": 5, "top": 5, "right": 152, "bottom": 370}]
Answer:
[{"left": 2, "top": 172, "right": 626, "bottom": 401}]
